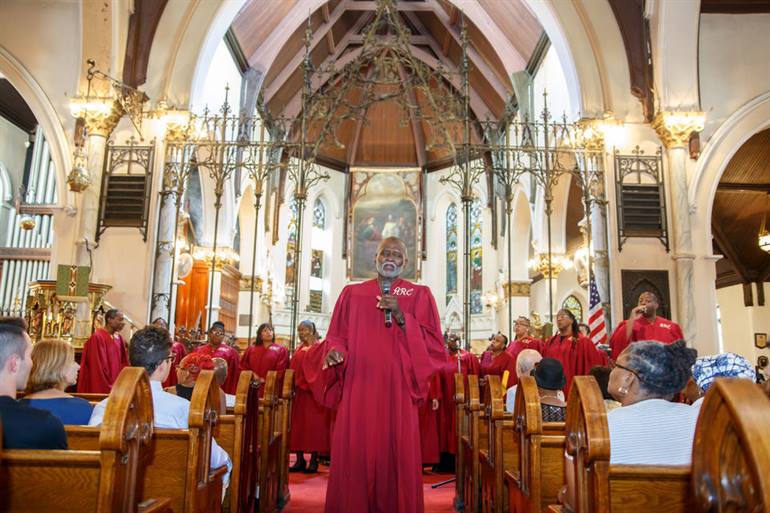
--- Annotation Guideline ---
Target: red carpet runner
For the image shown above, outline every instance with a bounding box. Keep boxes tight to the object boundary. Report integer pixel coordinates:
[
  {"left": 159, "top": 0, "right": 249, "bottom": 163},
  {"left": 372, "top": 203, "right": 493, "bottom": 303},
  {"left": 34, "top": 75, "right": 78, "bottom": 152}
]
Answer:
[{"left": 283, "top": 464, "right": 456, "bottom": 513}]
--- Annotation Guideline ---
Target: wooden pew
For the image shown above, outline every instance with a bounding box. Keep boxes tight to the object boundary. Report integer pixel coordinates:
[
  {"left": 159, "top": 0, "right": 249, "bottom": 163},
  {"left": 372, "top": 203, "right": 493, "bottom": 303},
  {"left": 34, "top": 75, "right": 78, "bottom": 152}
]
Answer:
[
  {"left": 507, "top": 376, "right": 565, "bottom": 513},
  {"left": 691, "top": 378, "right": 770, "bottom": 512},
  {"left": 0, "top": 367, "right": 170, "bottom": 513},
  {"left": 257, "top": 371, "right": 282, "bottom": 513},
  {"left": 67, "top": 370, "right": 227, "bottom": 513},
  {"left": 276, "top": 368, "right": 295, "bottom": 508},
  {"left": 550, "top": 376, "right": 692, "bottom": 513},
  {"left": 462, "top": 374, "right": 486, "bottom": 513},
  {"left": 479, "top": 375, "right": 516, "bottom": 513},
  {"left": 455, "top": 373, "right": 467, "bottom": 512},
  {"left": 217, "top": 370, "right": 260, "bottom": 513}
]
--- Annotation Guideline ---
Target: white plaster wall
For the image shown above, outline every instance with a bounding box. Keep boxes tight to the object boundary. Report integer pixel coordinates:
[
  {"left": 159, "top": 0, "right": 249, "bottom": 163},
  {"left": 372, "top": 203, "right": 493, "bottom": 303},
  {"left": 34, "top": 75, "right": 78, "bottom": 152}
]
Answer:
[
  {"left": 699, "top": 14, "right": 770, "bottom": 142},
  {"left": 716, "top": 283, "right": 770, "bottom": 367}
]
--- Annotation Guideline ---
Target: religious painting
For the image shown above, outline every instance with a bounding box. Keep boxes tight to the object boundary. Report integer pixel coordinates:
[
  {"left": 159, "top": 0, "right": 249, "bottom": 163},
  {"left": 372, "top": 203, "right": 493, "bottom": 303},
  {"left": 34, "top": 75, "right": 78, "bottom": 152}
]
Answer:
[
  {"left": 446, "top": 203, "right": 458, "bottom": 305},
  {"left": 349, "top": 168, "right": 421, "bottom": 281},
  {"left": 311, "top": 249, "right": 323, "bottom": 279}
]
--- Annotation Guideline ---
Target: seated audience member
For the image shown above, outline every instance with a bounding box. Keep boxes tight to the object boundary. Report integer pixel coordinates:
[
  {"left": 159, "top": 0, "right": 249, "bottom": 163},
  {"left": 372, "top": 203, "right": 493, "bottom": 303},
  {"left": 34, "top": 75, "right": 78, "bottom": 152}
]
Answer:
[
  {"left": 688, "top": 353, "right": 756, "bottom": 407},
  {"left": 89, "top": 326, "right": 232, "bottom": 491},
  {"left": 607, "top": 340, "right": 698, "bottom": 465},
  {"left": 532, "top": 358, "right": 567, "bottom": 422},
  {"left": 166, "top": 352, "right": 215, "bottom": 402},
  {"left": 0, "top": 320, "right": 67, "bottom": 449},
  {"left": 505, "top": 349, "right": 542, "bottom": 413},
  {"left": 21, "top": 339, "right": 93, "bottom": 424},
  {"left": 589, "top": 366, "right": 621, "bottom": 412},
  {"left": 212, "top": 357, "right": 236, "bottom": 409}
]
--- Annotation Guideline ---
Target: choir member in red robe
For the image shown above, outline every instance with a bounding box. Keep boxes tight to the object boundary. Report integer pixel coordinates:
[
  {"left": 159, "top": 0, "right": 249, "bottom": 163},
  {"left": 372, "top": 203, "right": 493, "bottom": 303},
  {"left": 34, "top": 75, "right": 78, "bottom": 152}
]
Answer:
[
  {"left": 609, "top": 291, "right": 684, "bottom": 360},
  {"left": 505, "top": 316, "right": 542, "bottom": 385},
  {"left": 438, "top": 333, "right": 480, "bottom": 457},
  {"left": 153, "top": 318, "right": 187, "bottom": 388},
  {"left": 319, "top": 237, "right": 446, "bottom": 513},
  {"left": 418, "top": 373, "right": 441, "bottom": 466},
  {"left": 193, "top": 321, "right": 240, "bottom": 394},
  {"left": 540, "top": 309, "right": 608, "bottom": 395},
  {"left": 288, "top": 320, "right": 330, "bottom": 474},
  {"left": 480, "top": 333, "right": 518, "bottom": 389},
  {"left": 240, "top": 322, "right": 289, "bottom": 395},
  {"left": 77, "top": 309, "right": 129, "bottom": 393}
]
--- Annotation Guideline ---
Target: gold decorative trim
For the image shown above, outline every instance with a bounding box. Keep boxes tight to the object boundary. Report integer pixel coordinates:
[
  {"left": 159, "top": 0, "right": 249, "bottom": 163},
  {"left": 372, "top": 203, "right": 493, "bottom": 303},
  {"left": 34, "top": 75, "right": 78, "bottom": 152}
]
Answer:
[
  {"left": 503, "top": 281, "right": 531, "bottom": 298},
  {"left": 652, "top": 111, "right": 705, "bottom": 149}
]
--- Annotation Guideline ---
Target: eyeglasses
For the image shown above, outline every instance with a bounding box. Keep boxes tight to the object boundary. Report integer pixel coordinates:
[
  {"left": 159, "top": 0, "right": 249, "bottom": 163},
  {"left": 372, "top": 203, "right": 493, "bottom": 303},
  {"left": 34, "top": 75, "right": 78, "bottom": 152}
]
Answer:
[
  {"left": 610, "top": 360, "right": 643, "bottom": 381},
  {"left": 159, "top": 354, "right": 175, "bottom": 365}
]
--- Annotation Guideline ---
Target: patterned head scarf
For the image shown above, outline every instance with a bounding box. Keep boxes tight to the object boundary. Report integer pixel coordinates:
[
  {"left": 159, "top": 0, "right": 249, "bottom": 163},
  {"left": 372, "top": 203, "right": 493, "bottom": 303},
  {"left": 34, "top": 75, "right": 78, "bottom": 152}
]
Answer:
[{"left": 692, "top": 353, "right": 755, "bottom": 392}]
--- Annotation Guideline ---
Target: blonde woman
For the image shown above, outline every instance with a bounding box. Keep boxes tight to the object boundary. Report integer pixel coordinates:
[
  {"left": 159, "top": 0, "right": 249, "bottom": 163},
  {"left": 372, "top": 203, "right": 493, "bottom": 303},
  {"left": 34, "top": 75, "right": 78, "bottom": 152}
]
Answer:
[{"left": 22, "top": 340, "right": 93, "bottom": 424}]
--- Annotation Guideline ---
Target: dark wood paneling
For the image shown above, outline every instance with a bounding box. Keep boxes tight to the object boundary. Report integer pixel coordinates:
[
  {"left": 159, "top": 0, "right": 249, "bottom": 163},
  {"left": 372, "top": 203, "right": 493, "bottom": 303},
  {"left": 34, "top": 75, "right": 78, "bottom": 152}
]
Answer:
[
  {"left": 0, "top": 79, "right": 36, "bottom": 133},
  {"left": 621, "top": 270, "right": 672, "bottom": 320},
  {"left": 701, "top": 0, "right": 770, "bottom": 13},
  {"left": 219, "top": 265, "right": 241, "bottom": 334},
  {"left": 175, "top": 260, "right": 210, "bottom": 331}
]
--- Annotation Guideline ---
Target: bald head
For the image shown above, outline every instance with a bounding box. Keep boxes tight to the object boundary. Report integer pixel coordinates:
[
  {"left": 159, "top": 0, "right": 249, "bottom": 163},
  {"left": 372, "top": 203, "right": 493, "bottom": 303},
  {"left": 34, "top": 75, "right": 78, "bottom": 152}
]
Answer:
[{"left": 516, "top": 349, "right": 542, "bottom": 378}]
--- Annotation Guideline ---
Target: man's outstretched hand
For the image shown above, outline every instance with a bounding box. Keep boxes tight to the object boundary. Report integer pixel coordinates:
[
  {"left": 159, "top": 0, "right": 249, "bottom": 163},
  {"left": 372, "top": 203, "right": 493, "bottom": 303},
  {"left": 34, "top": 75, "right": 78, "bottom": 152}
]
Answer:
[{"left": 323, "top": 348, "right": 345, "bottom": 369}]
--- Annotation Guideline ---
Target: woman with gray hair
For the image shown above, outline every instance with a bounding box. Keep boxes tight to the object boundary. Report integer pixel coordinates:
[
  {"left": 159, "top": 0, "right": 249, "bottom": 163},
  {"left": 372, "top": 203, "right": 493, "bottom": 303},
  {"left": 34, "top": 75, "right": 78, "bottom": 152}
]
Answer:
[{"left": 607, "top": 340, "right": 698, "bottom": 465}]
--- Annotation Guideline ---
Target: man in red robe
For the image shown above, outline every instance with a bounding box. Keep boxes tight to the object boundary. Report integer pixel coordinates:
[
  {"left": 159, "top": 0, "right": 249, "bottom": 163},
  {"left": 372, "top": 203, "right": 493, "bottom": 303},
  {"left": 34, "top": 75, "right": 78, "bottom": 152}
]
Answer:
[
  {"left": 541, "top": 309, "right": 608, "bottom": 395},
  {"left": 194, "top": 321, "right": 240, "bottom": 394},
  {"left": 505, "top": 316, "right": 542, "bottom": 385},
  {"left": 77, "top": 309, "right": 129, "bottom": 393},
  {"left": 320, "top": 237, "right": 446, "bottom": 513},
  {"left": 438, "top": 333, "right": 479, "bottom": 459},
  {"left": 609, "top": 291, "right": 684, "bottom": 360}
]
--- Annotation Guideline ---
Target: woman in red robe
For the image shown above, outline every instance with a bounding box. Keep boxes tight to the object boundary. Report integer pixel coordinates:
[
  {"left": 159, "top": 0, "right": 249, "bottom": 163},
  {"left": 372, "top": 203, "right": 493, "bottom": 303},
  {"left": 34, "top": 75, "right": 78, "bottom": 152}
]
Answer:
[
  {"left": 193, "top": 321, "right": 241, "bottom": 394},
  {"left": 540, "top": 309, "right": 609, "bottom": 395},
  {"left": 288, "top": 320, "right": 330, "bottom": 473},
  {"left": 479, "top": 333, "right": 518, "bottom": 389},
  {"left": 438, "top": 333, "right": 479, "bottom": 457},
  {"left": 240, "top": 323, "right": 289, "bottom": 395}
]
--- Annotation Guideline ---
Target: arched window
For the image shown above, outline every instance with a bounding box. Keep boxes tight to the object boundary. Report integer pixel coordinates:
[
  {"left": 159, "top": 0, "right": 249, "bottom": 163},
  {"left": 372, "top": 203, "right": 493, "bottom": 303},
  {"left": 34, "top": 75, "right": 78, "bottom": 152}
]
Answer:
[
  {"left": 446, "top": 203, "right": 458, "bottom": 306},
  {"left": 562, "top": 295, "right": 583, "bottom": 322},
  {"left": 470, "top": 198, "right": 483, "bottom": 314},
  {"left": 312, "top": 197, "right": 326, "bottom": 229},
  {"left": 284, "top": 197, "right": 298, "bottom": 303}
]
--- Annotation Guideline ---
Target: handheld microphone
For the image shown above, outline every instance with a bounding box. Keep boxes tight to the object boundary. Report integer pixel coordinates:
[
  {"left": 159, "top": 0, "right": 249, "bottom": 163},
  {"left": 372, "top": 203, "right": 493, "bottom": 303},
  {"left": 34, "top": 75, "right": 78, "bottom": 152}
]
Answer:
[{"left": 382, "top": 280, "right": 392, "bottom": 328}]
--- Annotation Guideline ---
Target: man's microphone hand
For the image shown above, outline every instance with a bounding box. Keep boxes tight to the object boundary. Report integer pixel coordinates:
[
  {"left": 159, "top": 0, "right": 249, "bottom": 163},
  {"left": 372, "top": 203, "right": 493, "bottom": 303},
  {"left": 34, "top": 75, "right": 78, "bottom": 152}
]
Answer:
[
  {"left": 376, "top": 294, "right": 402, "bottom": 317},
  {"left": 323, "top": 349, "right": 345, "bottom": 369}
]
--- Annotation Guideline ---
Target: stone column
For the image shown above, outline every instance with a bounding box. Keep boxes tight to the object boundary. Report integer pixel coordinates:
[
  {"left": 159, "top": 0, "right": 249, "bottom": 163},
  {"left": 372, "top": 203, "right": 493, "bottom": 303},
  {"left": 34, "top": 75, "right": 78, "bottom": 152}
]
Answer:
[
  {"left": 71, "top": 101, "right": 123, "bottom": 266},
  {"left": 652, "top": 111, "right": 705, "bottom": 344}
]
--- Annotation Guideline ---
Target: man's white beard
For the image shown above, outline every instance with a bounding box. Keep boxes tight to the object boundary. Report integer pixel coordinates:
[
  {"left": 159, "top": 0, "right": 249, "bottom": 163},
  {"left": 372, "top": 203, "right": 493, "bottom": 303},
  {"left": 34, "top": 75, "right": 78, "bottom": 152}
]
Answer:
[{"left": 377, "top": 261, "right": 403, "bottom": 279}]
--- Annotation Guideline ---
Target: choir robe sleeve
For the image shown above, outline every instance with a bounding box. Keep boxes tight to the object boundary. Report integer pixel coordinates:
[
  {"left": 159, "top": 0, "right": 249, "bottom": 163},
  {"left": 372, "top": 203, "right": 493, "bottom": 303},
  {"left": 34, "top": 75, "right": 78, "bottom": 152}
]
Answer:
[
  {"left": 77, "top": 330, "right": 126, "bottom": 393},
  {"left": 221, "top": 346, "right": 241, "bottom": 395},
  {"left": 609, "top": 321, "right": 630, "bottom": 360},
  {"left": 317, "top": 286, "right": 352, "bottom": 409}
]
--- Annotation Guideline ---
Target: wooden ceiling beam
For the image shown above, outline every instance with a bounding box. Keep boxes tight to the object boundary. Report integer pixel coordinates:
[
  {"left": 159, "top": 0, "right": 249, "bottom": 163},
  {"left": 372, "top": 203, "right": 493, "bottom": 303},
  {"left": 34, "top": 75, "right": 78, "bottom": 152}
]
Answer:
[
  {"left": 262, "top": 0, "right": 349, "bottom": 103},
  {"left": 343, "top": 1, "right": 438, "bottom": 12},
  {"left": 322, "top": 4, "right": 336, "bottom": 54},
  {"left": 347, "top": 66, "right": 376, "bottom": 167},
  {"left": 442, "top": 5, "right": 457, "bottom": 56},
  {"left": 348, "top": 34, "right": 432, "bottom": 45},
  {"left": 712, "top": 221, "right": 754, "bottom": 285},
  {"left": 716, "top": 182, "right": 770, "bottom": 193}
]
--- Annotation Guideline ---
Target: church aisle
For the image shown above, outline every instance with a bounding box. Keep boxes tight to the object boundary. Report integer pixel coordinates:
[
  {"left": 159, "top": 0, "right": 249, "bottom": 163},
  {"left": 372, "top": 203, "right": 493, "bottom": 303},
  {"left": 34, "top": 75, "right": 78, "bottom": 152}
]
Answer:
[{"left": 283, "top": 464, "right": 455, "bottom": 513}]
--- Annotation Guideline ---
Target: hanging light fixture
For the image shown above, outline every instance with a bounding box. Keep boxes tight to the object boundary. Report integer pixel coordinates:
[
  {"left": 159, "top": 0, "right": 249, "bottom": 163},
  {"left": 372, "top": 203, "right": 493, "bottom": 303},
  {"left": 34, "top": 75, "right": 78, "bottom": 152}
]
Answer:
[{"left": 759, "top": 193, "right": 770, "bottom": 254}]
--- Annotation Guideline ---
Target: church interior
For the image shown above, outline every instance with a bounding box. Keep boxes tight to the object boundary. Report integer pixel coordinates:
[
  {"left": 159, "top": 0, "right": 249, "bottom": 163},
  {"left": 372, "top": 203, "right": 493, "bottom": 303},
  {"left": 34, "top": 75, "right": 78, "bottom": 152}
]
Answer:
[{"left": 1, "top": 0, "right": 770, "bottom": 512}]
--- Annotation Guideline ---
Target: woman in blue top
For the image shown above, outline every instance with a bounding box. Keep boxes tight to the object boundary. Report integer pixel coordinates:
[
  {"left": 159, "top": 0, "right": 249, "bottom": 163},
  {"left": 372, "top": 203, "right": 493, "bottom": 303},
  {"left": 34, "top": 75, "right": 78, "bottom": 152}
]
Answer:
[{"left": 22, "top": 339, "right": 93, "bottom": 425}]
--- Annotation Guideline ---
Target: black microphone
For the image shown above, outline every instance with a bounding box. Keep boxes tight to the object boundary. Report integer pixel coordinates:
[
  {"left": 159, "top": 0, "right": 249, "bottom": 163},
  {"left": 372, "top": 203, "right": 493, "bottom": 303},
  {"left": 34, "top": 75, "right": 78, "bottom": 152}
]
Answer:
[{"left": 382, "top": 280, "right": 392, "bottom": 328}]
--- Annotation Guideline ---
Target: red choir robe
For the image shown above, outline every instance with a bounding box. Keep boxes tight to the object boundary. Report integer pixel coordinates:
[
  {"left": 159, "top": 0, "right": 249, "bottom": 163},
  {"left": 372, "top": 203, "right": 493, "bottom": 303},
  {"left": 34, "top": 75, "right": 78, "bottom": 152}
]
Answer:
[
  {"left": 162, "top": 341, "right": 188, "bottom": 388},
  {"left": 480, "top": 350, "right": 518, "bottom": 388},
  {"left": 77, "top": 328, "right": 129, "bottom": 393},
  {"left": 241, "top": 343, "right": 289, "bottom": 395},
  {"left": 289, "top": 343, "right": 331, "bottom": 453},
  {"left": 609, "top": 316, "right": 684, "bottom": 360},
  {"left": 194, "top": 343, "right": 241, "bottom": 394},
  {"left": 505, "top": 336, "right": 542, "bottom": 386},
  {"left": 438, "top": 349, "right": 480, "bottom": 454},
  {"left": 318, "top": 278, "right": 446, "bottom": 513},
  {"left": 418, "top": 374, "right": 441, "bottom": 465},
  {"left": 540, "top": 334, "right": 609, "bottom": 396}
]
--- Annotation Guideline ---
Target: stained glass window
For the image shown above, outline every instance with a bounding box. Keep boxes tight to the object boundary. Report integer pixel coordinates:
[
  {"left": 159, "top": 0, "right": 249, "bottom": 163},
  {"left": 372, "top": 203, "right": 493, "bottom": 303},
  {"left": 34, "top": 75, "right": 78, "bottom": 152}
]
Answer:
[
  {"left": 470, "top": 198, "right": 483, "bottom": 314},
  {"left": 312, "top": 198, "right": 326, "bottom": 229},
  {"left": 562, "top": 295, "right": 583, "bottom": 322},
  {"left": 285, "top": 197, "right": 298, "bottom": 302},
  {"left": 446, "top": 203, "right": 458, "bottom": 306}
]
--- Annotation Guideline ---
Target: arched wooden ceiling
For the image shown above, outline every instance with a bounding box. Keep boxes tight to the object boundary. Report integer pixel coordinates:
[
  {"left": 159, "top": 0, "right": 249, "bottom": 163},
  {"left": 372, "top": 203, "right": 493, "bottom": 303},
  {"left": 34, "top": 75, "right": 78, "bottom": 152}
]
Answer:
[
  {"left": 230, "top": 0, "right": 544, "bottom": 170},
  {"left": 712, "top": 128, "right": 770, "bottom": 303}
]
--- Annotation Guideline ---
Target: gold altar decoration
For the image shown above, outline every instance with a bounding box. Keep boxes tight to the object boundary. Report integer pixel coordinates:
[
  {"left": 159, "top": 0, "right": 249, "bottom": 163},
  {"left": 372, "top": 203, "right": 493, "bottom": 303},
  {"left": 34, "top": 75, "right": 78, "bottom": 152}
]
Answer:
[
  {"left": 502, "top": 281, "right": 531, "bottom": 298},
  {"left": 24, "top": 280, "right": 112, "bottom": 348}
]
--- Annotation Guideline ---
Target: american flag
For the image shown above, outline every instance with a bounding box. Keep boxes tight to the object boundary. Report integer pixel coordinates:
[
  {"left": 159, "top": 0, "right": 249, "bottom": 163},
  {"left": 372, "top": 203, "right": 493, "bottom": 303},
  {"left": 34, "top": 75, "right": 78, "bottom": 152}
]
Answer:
[{"left": 588, "top": 275, "right": 607, "bottom": 346}]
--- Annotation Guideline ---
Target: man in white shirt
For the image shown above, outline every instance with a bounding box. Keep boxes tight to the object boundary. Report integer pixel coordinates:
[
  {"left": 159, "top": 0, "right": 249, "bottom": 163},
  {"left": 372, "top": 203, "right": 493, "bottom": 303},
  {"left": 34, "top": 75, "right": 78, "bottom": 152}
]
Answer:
[
  {"left": 505, "top": 349, "right": 542, "bottom": 413},
  {"left": 89, "top": 326, "right": 232, "bottom": 491}
]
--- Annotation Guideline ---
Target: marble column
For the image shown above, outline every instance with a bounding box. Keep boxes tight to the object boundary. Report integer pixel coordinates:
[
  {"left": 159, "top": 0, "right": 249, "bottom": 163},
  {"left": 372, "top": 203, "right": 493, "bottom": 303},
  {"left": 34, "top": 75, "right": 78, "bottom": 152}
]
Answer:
[
  {"left": 72, "top": 101, "right": 123, "bottom": 266},
  {"left": 652, "top": 112, "right": 705, "bottom": 344}
]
